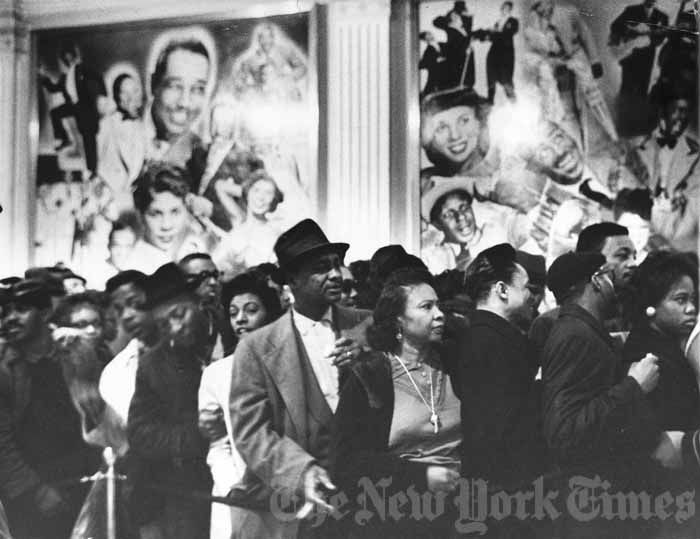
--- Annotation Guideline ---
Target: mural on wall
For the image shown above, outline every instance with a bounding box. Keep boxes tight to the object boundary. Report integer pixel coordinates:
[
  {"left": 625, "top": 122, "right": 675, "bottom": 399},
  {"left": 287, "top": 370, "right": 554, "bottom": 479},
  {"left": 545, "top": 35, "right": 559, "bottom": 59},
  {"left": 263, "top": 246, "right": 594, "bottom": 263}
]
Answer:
[
  {"left": 418, "top": 0, "right": 699, "bottom": 275},
  {"left": 34, "top": 12, "right": 314, "bottom": 287}
]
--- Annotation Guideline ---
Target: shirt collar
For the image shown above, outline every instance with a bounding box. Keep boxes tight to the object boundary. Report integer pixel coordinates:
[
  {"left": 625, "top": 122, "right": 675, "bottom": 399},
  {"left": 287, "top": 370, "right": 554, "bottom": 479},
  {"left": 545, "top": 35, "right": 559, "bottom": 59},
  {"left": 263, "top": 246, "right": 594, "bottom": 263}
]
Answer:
[{"left": 292, "top": 306, "right": 334, "bottom": 336}]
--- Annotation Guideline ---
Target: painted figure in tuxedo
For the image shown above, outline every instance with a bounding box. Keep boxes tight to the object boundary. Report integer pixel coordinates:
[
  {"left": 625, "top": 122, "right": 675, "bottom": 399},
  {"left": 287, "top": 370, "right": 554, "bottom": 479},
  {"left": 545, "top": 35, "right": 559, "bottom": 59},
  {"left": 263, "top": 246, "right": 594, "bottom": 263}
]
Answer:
[
  {"left": 631, "top": 87, "right": 699, "bottom": 252},
  {"left": 39, "top": 41, "right": 107, "bottom": 178}
]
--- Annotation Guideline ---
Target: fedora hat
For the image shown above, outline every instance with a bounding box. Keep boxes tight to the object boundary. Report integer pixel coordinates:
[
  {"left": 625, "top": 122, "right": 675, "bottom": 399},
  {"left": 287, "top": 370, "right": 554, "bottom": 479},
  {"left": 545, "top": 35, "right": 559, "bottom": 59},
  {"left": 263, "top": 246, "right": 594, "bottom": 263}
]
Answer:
[
  {"left": 274, "top": 219, "right": 349, "bottom": 271},
  {"left": 145, "top": 263, "right": 196, "bottom": 309},
  {"left": 421, "top": 177, "right": 475, "bottom": 222}
]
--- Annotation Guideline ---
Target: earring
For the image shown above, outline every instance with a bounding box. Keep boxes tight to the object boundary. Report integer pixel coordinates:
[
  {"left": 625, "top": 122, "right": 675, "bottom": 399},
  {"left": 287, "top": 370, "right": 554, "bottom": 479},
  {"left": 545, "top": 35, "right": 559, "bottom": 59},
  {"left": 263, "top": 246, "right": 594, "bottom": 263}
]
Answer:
[
  {"left": 396, "top": 328, "right": 403, "bottom": 341},
  {"left": 645, "top": 306, "right": 656, "bottom": 318}
]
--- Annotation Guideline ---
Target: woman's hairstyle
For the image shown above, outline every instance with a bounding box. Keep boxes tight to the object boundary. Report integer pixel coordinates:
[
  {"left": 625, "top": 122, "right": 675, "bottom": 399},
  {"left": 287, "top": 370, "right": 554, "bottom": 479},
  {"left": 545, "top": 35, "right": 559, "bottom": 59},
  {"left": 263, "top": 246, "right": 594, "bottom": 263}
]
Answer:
[
  {"left": 366, "top": 267, "right": 435, "bottom": 353},
  {"left": 132, "top": 163, "right": 191, "bottom": 213},
  {"left": 242, "top": 170, "right": 284, "bottom": 213},
  {"left": 49, "top": 290, "right": 109, "bottom": 329},
  {"left": 622, "top": 250, "right": 699, "bottom": 328},
  {"left": 221, "top": 272, "right": 283, "bottom": 324}
]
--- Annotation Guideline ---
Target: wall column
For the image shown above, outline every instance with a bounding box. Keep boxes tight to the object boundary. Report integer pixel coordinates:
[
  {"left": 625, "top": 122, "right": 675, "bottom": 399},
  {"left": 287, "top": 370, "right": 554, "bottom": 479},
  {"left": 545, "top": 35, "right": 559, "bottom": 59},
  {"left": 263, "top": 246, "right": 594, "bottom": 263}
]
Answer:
[
  {"left": 0, "top": 0, "right": 31, "bottom": 277},
  {"left": 321, "top": 0, "right": 391, "bottom": 261}
]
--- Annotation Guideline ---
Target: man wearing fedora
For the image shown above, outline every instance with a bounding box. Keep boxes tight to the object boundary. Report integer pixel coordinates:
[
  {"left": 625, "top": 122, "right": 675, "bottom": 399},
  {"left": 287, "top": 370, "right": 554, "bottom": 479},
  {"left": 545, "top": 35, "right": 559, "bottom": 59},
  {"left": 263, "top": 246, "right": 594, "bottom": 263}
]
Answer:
[
  {"left": 228, "top": 219, "right": 371, "bottom": 538},
  {"left": 0, "top": 279, "right": 99, "bottom": 539},
  {"left": 127, "top": 263, "right": 212, "bottom": 539}
]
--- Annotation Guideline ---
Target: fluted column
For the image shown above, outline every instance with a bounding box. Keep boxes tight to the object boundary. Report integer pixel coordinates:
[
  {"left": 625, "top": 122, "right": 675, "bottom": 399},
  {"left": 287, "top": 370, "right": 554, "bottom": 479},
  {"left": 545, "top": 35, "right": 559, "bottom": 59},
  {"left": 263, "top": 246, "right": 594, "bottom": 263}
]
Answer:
[
  {"left": 321, "top": 0, "right": 391, "bottom": 261},
  {"left": 0, "top": 0, "right": 31, "bottom": 277}
]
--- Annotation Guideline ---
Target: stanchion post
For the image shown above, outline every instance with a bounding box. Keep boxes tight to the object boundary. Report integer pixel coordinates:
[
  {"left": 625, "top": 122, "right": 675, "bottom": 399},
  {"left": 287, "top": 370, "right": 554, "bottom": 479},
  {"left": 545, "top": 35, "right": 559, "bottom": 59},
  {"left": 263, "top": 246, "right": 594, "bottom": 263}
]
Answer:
[{"left": 103, "top": 447, "right": 117, "bottom": 539}]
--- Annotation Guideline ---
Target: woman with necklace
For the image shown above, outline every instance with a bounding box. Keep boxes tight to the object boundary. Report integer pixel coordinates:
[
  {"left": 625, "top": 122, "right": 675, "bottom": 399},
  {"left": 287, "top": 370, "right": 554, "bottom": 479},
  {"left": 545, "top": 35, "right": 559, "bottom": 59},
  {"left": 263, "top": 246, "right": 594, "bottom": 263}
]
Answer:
[{"left": 331, "top": 268, "right": 461, "bottom": 538}]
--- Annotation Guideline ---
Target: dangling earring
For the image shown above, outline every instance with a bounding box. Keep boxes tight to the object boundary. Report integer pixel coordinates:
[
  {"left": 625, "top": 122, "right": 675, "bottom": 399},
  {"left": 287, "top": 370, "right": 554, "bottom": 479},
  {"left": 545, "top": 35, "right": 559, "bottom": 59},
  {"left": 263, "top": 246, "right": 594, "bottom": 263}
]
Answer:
[
  {"left": 169, "top": 338, "right": 175, "bottom": 348},
  {"left": 645, "top": 306, "right": 656, "bottom": 318},
  {"left": 396, "top": 327, "right": 403, "bottom": 342}
]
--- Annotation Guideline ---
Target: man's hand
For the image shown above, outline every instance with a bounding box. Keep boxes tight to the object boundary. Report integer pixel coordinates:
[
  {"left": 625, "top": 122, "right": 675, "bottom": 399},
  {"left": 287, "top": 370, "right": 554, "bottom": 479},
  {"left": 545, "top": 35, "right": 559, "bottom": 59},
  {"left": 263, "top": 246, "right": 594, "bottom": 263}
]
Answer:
[
  {"left": 652, "top": 431, "right": 684, "bottom": 469},
  {"left": 628, "top": 353, "right": 660, "bottom": 394},
  {"left": 426, "top": 466, "right": 460, "bottom": 493},
  {"left": 297, "top": 464, "right": 335, "bottom": 519},
  {"left": 199, "top": 407, "right": 227, "bottom": 441},
  {"left": 326, "top": 337, "right": 363, "bottom": 368},
  {"left": 34, "top": 484, "right": 68, "bottom": 518}
]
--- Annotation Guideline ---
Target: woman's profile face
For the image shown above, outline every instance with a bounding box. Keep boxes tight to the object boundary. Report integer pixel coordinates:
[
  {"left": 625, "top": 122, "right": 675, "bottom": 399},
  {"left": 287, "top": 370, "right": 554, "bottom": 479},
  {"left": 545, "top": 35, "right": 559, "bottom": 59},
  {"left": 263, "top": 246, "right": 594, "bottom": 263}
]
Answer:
[
  {"left": 247, "top": 179, "right": 277, "bottom": 217},
  {"left": 651, "top": 275, "right": 698, "bottom": 338},
  {"left": 398, "top": 283, "right": 445, "bottom": 347},
  {"left": 143, "top": 190, "right": 188, "bottom": 251},
  {"left": 229, "top": 292, "right": 268, "bottom": 336}
]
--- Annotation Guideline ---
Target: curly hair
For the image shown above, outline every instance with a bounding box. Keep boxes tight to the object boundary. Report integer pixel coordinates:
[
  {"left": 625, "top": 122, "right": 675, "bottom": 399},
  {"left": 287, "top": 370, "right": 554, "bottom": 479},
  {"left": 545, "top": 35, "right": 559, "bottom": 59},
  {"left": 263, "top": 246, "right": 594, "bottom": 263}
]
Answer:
[
  {"left": 242, "top": 170, "right": 284, "bottom": 214},
  {"left": 132, "top": 163, "right": 191, "bottom": 213},
  {"left": 622, "top": 250, "right": 698, "bottom": 329},
  {"left": 221, "top": 272, "right": 283, "bottom": 325},
  {"left": 366, "top": 268, "right": 435, "bottom": 353}
]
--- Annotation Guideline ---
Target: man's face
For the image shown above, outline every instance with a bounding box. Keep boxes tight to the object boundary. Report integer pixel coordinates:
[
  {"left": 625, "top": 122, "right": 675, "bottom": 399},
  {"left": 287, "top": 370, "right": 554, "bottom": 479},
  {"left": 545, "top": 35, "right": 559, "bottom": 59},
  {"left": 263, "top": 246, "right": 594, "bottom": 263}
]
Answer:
[
  {"left": 152, "top": 295, "right": 209, "bottom": 349},
  {"left": 338, "top": 266, "right": 358, "bottom": 308},
  {"left": 68, "top": 304, "right": 103, "bottom": 340},
  {"left": 258, "top": 27, "right": 275, "bottom": 53},
  {"left": 662, "top": 98, "right": 690, "bottom": 138},
  {"left": 3, "top": 302, "right": 46, "bottom": 345},
  {"left": 538, "top": 0, "right": 554, "bottom": 18},
  {"left": 643, "top": 0, "right": 657, "bottom": 9},
  {"left": 290, "top": 252, "right": 344, "bottom": 307},
  {"left": 152, "top": 48, "right": 210, "bottom": 140},
  {"left": 436, "top": 192, "right": 477, "bottom": 245},
  {"left": 600, "top": 234, "right": 637, "bottom": 286},
  {"left": 118, "top": 76, "right": 143, "bottom": 119},
  {"left": 110, "top": 283, "right": 151, "bottom": 340},
  {"left": 427, "top": 106, "right": 481, "bottom": 166},
  {"left": 180, "top": 257, "right": 221, "bottom": 306},
  {"left": 505, "top": 264, "right": 534, "bottom": 326},
  {"left": 143, "top": 190, "right": 188, "bottom": 252},
  {"left": 616, "top": 213, "right": 650, "bottom": 259},
  {"left": 501, "top": 2, "right": 512, "bottom": 16},
  {"left": 109, "top": 228, "right": 137, "bottom": 270},
  {"left": 531, "top": 123, "right": 583, "bottom": 184},
  {"left": 63, "top": 278, "right": 86, "bottom": 295}
]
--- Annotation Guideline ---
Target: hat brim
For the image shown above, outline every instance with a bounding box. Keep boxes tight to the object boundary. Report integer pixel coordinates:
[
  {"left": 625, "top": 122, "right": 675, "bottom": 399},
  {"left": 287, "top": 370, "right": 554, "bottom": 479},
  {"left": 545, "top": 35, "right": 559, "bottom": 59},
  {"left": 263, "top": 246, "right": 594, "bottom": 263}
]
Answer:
[{"left": 281, "top": 242, "right": 350, "bottom": 271}]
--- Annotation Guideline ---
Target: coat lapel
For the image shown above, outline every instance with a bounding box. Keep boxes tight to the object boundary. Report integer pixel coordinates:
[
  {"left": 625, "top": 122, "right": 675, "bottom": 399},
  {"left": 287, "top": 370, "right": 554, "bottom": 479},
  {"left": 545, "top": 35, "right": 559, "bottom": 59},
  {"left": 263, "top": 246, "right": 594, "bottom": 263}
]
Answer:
[{"left": 261, "top": 312, "right": 308, "bottom": 439}]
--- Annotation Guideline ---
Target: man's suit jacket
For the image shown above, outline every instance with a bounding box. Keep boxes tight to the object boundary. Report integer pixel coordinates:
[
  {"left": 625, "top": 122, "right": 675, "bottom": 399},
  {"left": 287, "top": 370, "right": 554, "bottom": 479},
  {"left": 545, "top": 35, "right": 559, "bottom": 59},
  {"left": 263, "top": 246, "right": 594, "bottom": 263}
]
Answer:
[
  {"left": 73, "top": 64, "right": 106, "bottom": 133},
  {"left": 633, "top": 130, "right": 700, "bottom": 194},
  {"left": 228, "top": 305, "right": 370, "bottom": 539}
]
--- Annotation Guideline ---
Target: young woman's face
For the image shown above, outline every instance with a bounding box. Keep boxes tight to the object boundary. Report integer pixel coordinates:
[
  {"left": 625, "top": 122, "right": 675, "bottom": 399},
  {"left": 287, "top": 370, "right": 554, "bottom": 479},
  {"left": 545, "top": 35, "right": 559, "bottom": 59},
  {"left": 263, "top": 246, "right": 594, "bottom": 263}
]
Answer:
[
  {"left": 398, "top": 283, "right": 445, "bottom": 347},
  {"left": 229, "top": 293, "right": 268, "bottom": 337},
  {"left": 247, "top": 179, "right": 277, "bottom": 217},
  {"left": 143, "top": 191, "right": 188, "bottom": 251},
  {"left": 651, "top": 275, "right": 698, "bottom": 338},
  {"left": 427, "top": 106, "right": 481, "bottom": 166}
]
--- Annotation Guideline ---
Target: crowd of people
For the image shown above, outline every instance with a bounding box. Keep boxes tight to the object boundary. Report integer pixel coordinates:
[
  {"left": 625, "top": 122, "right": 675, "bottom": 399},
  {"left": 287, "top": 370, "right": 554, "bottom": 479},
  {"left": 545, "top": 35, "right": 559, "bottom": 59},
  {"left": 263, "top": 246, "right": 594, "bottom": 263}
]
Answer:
[{"left": 1, "top": 213, "right": 700, "bottom": 539}]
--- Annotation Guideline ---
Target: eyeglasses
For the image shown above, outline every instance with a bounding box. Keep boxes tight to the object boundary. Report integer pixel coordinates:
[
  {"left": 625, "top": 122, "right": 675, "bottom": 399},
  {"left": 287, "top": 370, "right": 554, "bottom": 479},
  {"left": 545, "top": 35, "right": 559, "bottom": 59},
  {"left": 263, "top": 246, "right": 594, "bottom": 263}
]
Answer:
[
  {"left": 440, "top": 203, "right": 472, "bottom": 223},
  {"left": 186, "top": 270, "right": 220, "bottom": 284}
]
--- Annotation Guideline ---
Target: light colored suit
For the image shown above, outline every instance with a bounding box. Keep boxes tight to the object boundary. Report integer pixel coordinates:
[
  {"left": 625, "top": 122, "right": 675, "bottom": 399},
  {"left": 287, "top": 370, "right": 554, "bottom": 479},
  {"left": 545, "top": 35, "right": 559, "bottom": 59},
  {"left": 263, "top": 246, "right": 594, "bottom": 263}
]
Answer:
[
  {"left": 632, "top": 130, "right": 700, "bottom": 251},
  {"left": 228, "top": 305, "right": 370, "bottom": 539}
]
